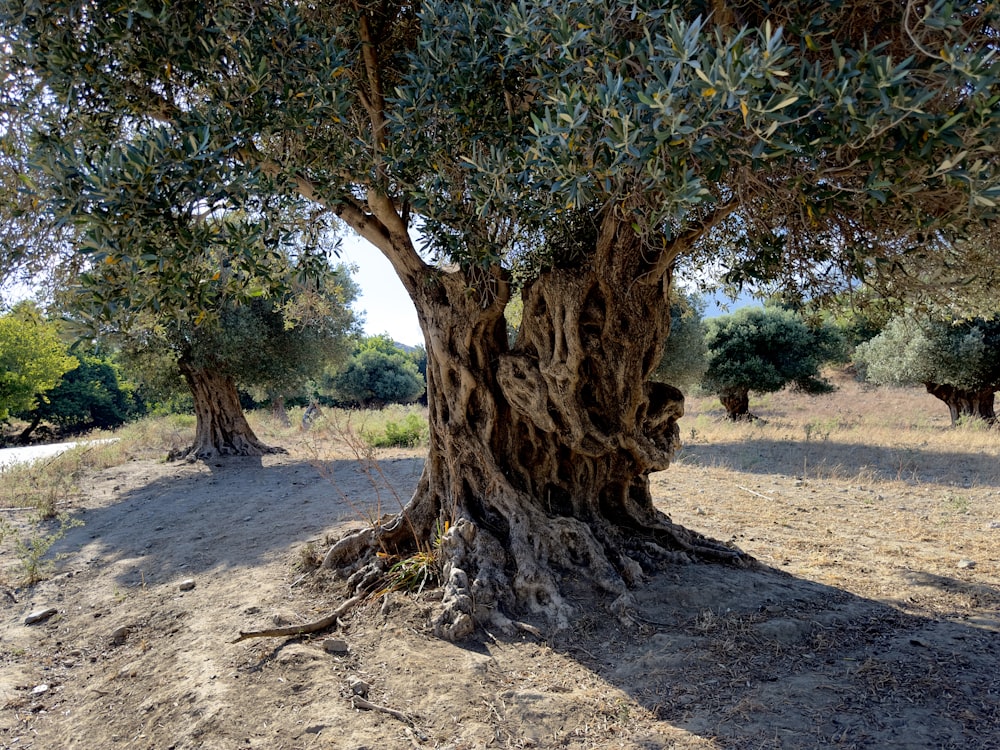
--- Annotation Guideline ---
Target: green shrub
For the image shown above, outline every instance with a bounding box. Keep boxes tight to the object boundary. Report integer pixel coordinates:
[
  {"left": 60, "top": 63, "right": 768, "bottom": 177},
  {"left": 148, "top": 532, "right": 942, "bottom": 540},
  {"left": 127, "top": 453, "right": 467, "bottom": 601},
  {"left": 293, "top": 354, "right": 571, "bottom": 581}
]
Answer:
[{"left": 364, "top": 413, "right": 427, "bottom": 448}]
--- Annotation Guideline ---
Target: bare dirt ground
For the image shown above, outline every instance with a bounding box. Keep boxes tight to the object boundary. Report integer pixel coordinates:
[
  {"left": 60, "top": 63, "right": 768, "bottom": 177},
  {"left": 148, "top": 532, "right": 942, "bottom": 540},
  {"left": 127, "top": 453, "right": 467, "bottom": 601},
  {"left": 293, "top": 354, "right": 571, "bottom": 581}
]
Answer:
[{"left": 2, "top": 380, "right": 999, "bottom": 749}]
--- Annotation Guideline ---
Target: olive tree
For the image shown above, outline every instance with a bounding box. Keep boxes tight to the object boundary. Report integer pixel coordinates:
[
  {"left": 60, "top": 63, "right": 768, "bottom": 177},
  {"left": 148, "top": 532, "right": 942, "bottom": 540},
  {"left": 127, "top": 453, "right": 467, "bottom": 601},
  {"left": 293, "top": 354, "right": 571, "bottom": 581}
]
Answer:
[
  {"left": 100, "top": 264, "right": 360, "bottom": 458},
  {"left": 702, "top": 306, "right": 842, "bottom": 420},
  {"left": 855, "top": 315, "right": 1000, "bottom": 425},
  {"left": 4, "top": 0, "right": 1000, "bottom": 636}
]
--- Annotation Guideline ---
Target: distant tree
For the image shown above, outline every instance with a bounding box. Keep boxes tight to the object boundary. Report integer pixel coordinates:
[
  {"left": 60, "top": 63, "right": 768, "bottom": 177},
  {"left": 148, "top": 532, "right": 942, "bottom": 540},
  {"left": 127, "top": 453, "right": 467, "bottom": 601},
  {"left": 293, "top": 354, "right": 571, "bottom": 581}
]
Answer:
[
  {"left": 653, "top": 293, "right": 708, "bottom": 393},
  {"left": 854, "top": 316, "right": 1000, "bottom": 426},
  {"left": 14, "top": 345, "right": 143, "bottom": 442},
  {"left": 703, "top": 307, "right": 842, "bottom": 420},
  {"left": 0, "top": 302, "right": 77, "bottom": 423},
  {"left": 331, "top": 336, "right": 426, "bottom": 408},
  {"left": 105, "top": 266, "right": 361, "bottom": 457}
]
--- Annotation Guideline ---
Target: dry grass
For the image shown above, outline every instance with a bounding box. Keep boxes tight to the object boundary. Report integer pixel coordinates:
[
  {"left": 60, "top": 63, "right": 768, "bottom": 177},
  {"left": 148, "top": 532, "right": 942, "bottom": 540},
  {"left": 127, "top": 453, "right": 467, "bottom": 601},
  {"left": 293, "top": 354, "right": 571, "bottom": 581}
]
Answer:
[
  {"left": 0, "top": 414, "right": 201, "bottom": 513},
  {"left": 659, "top": 369, "right": 999, "bottom": 618},
  {"left": 3, "top": 379, "right": 996, "bottom": 608}
]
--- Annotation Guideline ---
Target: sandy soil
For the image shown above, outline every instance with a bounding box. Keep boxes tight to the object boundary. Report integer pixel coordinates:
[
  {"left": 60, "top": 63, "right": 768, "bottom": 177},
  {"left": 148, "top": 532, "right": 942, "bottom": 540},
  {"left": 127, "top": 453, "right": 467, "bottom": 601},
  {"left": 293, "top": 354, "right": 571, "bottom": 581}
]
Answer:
[{"left": 1, "top": 420, "right": 999, "bottom": 749}]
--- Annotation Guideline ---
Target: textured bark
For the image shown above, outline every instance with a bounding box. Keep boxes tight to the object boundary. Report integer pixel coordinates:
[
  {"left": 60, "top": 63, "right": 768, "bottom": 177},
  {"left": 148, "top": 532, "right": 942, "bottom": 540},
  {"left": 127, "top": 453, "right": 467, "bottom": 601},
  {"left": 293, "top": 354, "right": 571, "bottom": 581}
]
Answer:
[
  {"left": 175, "top": 360, "right": 282, "bottom": 459},
  {"left": 271, "top": 395, "right": 291, "bottom": 427},
  {"left": 925, "top": 382, "right": 997, "bottom": 426},
  {"left": 322, "top": 214, "right": 748, "bottom": 638},
  {"left": 719, "top": 387, "right": 753, "bottom": 420}
]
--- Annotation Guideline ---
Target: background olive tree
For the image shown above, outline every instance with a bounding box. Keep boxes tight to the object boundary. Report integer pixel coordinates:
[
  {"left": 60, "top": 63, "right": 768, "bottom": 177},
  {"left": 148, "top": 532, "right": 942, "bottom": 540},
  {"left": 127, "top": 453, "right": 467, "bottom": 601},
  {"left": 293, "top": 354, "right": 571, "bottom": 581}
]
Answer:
[
  {"left": 92, "top": 261, "right": 362, "bottom": 458},
  {"left": 702, "top": 306, "right": 844, "bottom": 420},
  {"left": 855, "top": 315, "right": 1000, "bottom": 426}
]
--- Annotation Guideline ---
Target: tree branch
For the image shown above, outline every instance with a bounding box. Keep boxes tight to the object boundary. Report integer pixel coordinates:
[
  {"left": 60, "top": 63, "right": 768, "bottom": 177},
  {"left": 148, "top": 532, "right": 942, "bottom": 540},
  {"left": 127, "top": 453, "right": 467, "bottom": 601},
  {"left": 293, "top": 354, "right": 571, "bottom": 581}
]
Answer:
[
  {"left": 356, "top": 4, "right": 388, "bottom": 169},
  {"left": 641, "top": 201, "right": 740, "bottom": 283}
]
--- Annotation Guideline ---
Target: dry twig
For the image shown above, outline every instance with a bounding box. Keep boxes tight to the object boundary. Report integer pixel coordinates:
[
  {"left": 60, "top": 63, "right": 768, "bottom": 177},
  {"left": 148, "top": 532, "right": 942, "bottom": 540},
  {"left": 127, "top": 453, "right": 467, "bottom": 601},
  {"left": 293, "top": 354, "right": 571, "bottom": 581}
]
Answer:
[{"left": 232, "top": 595, "right": 362, "bottom": 642}]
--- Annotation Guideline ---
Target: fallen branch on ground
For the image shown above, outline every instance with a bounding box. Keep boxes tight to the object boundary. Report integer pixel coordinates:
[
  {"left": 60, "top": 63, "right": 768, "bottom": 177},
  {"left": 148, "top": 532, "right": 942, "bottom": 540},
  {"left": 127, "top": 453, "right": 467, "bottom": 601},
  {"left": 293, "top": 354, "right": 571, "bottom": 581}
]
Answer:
[
  {"left": 351, "top": 695, "right": 415, "bottom": 726},
  {"left": 231, "top": 595, "right": 362, "bottom": 642}
]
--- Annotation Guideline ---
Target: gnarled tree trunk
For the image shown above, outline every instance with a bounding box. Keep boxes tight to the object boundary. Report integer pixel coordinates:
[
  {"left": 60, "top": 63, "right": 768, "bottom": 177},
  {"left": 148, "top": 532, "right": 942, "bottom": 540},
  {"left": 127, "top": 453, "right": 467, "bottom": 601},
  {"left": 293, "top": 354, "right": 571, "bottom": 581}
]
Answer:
[
  {"left": 719, "top": 387, "right": 752, "bottom": 420},
  {"left": 175, "top": 359, "right": 282, "bottom": 459},
  {"left": 323, "top": 214, "right": 747, "bottom": 638},
  {"left": 271, "top": 394, "right": 291, "bottom": 427},
  {"left": 925, "top": 382, "right": 997, "bottom": 426}
]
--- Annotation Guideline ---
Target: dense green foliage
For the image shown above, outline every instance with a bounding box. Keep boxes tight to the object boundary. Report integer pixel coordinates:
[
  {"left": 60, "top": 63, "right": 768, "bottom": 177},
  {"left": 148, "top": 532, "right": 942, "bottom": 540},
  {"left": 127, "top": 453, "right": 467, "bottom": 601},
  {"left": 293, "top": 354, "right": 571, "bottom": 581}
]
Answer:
[
  {"left": 703, "top": 306, "right": 843, "bottom": 418},
  {"left": 14, "top": 346, "right": 144, "bottom": 438},
  {"left": 653, "top": 293, "right": 709, "bottom": 391},
  {"left": 0, "top": 302, "right": 77, "bottom": 421},
  {"left": 364, "top": 412, "right": 428, "bottom": 448},
  {"left": 330, "top": 335, "right": 425, "bottom": 408},
  {"left": 3, "top": 1, "right": 999, "bottom": 312},
  {"left": 855, "top": 315, "right": 1000, "bottom": 397}
]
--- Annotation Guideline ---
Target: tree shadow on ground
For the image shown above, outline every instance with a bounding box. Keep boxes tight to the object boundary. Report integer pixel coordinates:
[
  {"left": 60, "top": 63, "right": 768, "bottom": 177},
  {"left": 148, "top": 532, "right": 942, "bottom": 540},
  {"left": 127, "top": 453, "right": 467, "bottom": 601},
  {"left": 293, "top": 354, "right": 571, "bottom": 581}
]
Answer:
[
  {"left": 678, "top": 439, "right": 1000, "bottom": 487},
  {"left": 48, "top": 455, "right": 424, "bottom": 590},
  {"left": 506, "top": 562, "right": 1000, "bottom": 749}
]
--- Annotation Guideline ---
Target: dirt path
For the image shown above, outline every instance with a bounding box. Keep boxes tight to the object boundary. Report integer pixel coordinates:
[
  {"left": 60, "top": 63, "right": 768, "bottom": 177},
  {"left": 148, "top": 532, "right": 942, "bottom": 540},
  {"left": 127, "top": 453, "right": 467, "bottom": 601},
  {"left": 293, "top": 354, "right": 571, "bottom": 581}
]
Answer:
[
  {"left": 0, "top": 440, "right": 118, "bottom": 470},
  {"left": 2, "top": 445, "right": 998, "bottom": 749}
]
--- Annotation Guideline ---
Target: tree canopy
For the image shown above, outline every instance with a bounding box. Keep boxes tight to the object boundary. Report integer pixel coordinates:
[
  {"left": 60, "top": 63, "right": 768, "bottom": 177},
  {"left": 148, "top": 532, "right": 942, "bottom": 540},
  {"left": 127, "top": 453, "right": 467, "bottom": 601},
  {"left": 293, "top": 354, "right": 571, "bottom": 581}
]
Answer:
[{"left": 3, "top": 1, "right": 999, "bottom": 305}]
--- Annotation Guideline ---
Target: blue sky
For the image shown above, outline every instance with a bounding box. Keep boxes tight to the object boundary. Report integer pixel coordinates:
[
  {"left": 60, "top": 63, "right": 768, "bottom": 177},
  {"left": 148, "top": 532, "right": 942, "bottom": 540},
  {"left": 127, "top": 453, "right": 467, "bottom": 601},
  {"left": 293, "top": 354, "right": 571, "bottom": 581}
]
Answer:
[{"left": 337, "top": 235, "right": 424, "bottom": 346}]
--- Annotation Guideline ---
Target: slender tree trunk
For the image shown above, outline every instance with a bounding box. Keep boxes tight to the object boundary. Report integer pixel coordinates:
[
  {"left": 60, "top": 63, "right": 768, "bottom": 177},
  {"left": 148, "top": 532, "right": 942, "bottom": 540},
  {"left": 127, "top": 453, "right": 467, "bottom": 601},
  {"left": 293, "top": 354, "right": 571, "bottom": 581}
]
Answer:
[
  {"left": 323, "top": 215, "right": 747, "bottom": 638},
  {"left": 16, "top": 413, "right": 43, "bottom": 445},
  {"left": 719, "top": 387, "right": 752, "bottom": 420},
  {"left": 925, "top": 382, "right": 997, "bottom": 426},
  {"left": 175, "top": 359, "right": 282, "bottom": 459}
]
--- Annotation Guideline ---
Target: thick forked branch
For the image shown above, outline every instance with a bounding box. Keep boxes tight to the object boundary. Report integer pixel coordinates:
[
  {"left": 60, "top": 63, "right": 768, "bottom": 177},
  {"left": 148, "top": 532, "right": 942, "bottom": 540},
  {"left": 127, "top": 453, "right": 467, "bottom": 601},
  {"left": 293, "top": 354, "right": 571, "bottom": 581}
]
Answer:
[
  {"left": 640, "top": 200, "right": 740, "bottom": 283},
  {"left": 236, "top": 143, "right": 430, "bottom": 293}
]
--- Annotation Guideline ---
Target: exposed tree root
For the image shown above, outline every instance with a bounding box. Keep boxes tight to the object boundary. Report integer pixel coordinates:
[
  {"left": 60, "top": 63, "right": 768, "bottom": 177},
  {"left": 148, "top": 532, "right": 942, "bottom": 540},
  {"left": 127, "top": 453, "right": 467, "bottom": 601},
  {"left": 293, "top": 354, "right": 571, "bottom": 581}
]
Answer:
[
  {"left": 169, "top": 443, "right": 287, "bottom": 462},
  {"left": 350, "top": 695, "right": 418, "bottom": 728},
  {"left": 312, "top": 490, "right": 753, "bottom": 642},
  {"left": 235, "top": 499, "right": 750, "bottom": 645}
]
